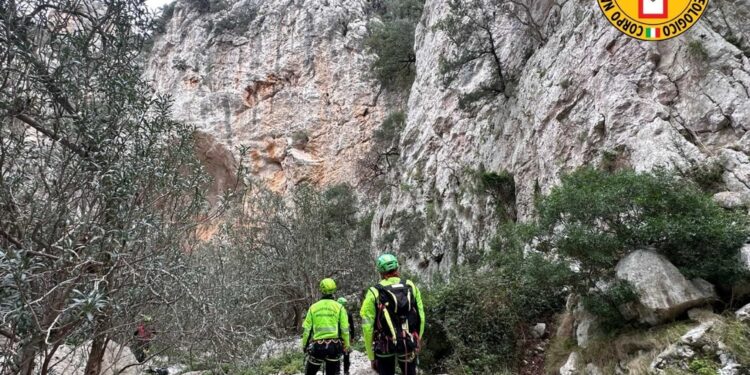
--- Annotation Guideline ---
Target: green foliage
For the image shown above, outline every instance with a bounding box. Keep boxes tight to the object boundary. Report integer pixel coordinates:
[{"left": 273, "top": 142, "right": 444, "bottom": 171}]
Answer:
[
  {"left": 185, "top": 0, "right": 228, "bottom": 13},
  {"left": 358, "top": 211, "right": 375, "bottom": 244},
  {"left": 536, "top": 168, "right": 750, "bottom": 286},
  {"left": 677, "top": 160, "right": 725, "bottom": 193},
  {"left": 600, "top": 149, "right": 620, "bottom": 172},
  {"left": 422, "top": 245, "right": 573, "bottom": 373},
  {"left": 365, "top": 0, "right": 424, "bottom": 91},
  {"left": 717, "top": 320, "right": 750, "bottom": 366},
  {"left": 471, "top": 169, "right": 516, "bottom": 221},
  {"left": 373, "top": 111, "right": 406, "bottom": 147},
  {"left": 581, "top": 281, "right": 639, "bottom": 331},
  {"left": 687, "top": 40, "right": 709, "bottom": 61},
  {"left": 153, "top": 1, "right": 177, "bottom": 34},
  {"left": 213, "top": 5, "right": 258, "bottom": 35},
  {"left": 688, "top": 358, "right": 719, "bottom": 375},
  {"left": 393, "top": 210, "right": 426, "bottom": 253},
  {"left": 560, "top": 78, "right": 572, "bottom": 89},
  {"left": 0, "top": 0, "right": 210, "bottom": 371}
]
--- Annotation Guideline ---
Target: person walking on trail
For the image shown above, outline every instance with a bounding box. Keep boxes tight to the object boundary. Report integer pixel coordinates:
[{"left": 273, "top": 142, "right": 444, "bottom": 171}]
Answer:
[
  {"left": 301, "top": 278, "right": 351, "bottom": 375},
  {"left": 361, "top": 254, "right": 425, "bottom": 375},
  {"left": 337, "top": 297, "right": 356, "bottom": 375},
  {"left": 133, "top": 315, "right": 154, "bottom": 363}
]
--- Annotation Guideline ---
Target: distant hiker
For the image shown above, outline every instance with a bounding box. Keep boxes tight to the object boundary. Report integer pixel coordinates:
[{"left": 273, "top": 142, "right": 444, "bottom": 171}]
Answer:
[
  {"left": 361, "top": 254, "right": 425, "bottom": 375},
  {"left": 337, "top": 297, "right": 356, "bottom": 375},
  {"left": 301, "top": 278, "right": 351, "bottom": 375},
  {"left": 133, "top": 315, "right": 154, "bottom": 363}
]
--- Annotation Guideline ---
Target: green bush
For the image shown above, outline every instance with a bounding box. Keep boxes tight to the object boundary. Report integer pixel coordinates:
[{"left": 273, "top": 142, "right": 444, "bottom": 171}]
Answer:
[
  {"left": 153, "top": 2, "right": 177, "bottom": 35},
  {"left": 469, "top": 169, "right": 516, "bottom": 221},
  {"left": 581, "top": 281, "right": 639, "bottom": 331},
  {"left": 677, "top": 160, "right": 725, "bottom": 193},
  {"left": 537, "top": 168, "right": 750, "bottom": 286},
  {"left": 213, "top": 5, "right": 258, "bottom": 35},
  {"left": 687, "top": 40, "right": 709, "bottom": 61},
  {"left": 365, "top": 0, "right": 424, "bottom": 91},
  {"left": 422, "top": 246, "right": 573, "bottom": 373},
  {"left": 688, "top": 358, "right": 719, "bottom": 375}
]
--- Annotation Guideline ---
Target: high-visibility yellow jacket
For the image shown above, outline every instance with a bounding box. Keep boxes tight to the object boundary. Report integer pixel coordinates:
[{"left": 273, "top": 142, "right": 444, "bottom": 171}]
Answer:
[
  {"left": 301, "top": 298, "right": 350, "bottom": 351},
  {"left": 360, "top": 277, "right": 425, "bottom": 361}
]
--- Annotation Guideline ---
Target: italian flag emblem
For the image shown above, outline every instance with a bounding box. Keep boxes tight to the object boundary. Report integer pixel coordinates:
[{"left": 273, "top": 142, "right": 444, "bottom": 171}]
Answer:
[{"left": 645, "top": 27, "right": 661, "bottom": 39}]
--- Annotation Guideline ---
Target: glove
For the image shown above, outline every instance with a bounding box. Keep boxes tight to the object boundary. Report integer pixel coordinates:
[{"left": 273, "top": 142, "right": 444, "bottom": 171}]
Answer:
[
  {"left": 413, "top": 332, "right": 422, "bottom": 353},
  {"left": 371, "top": 360, "right": 378, "bottom": 371}
]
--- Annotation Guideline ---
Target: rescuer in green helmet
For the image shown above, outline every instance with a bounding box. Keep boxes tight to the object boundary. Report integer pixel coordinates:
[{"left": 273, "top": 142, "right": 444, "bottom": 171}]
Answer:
[
  {"left": 360, "top": 254, "right": 425, "bottom": 375},
  {"left": 337, "top": 297, "right": 356, "bottom": 375},
  {"left": 301, "top": 278, "right": 350, "bottom": 375}
]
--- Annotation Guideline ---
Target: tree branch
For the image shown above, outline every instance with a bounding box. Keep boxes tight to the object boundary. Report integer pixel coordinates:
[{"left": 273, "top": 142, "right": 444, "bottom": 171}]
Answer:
[{"left": 13, "top": 114, "right": 89, "bottom": 158}]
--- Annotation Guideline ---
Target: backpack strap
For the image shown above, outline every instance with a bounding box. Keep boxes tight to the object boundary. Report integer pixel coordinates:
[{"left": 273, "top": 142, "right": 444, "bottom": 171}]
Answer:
[{"left": 374, "top": 282, "right": 398, "bottom": 341}]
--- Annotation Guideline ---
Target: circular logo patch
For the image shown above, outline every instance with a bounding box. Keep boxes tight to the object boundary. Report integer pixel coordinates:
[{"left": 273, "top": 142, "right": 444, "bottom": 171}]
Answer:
[{"left": 597, "top": 0, "right": 708, "bottom": 41}]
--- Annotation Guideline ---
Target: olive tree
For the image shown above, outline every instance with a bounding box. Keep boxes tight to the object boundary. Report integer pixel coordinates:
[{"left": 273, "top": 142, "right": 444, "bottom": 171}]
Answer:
[
  {"left": 162, "top": 183, "right": 374, "bottom": 366},
  {"left": 0, "top": 0, "right": 208, "bottom": 373}
]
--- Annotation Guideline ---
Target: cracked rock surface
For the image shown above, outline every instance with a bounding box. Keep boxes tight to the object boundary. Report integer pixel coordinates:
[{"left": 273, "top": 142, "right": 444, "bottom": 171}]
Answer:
[
  {"left": 146, "top": 0, "right": 749, "bottom": 273},
  {"left": 374, "top": 0, "right": 750, "bottom": 275},
  {"left": 146, "top": 0, "right": 395, "bottom": 192}
]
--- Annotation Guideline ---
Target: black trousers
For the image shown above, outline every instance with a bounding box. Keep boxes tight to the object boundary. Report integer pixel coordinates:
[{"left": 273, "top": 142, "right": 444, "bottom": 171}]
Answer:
[
  {"left": 343, "top": 351, "right": 350, "bottom": 374},
  {"left": 375, "top": 354, "right": 417, "bottom": 375},
  {"left": 305, "top": 341, "right": 342, "bottom": 375},
  {"left": 305, "top": 358, "right": 340, "bottom": 375}
]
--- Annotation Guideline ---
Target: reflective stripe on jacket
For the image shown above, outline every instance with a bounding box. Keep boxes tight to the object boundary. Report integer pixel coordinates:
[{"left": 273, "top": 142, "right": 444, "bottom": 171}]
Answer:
[
  {"left": 360, "top": 277, "right": 425, "bottom": 361},
  {"left": 301, "top": 298, "right": 351, "bottom": 351}
]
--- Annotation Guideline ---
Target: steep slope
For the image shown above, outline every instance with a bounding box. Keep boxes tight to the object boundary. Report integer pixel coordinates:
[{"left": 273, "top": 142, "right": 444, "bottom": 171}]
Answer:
[
  {"left": 374, "top": 0, "right": 750, "bottom": 276},
  {"left": 146, "top": 0, "right": 393, "bottom": 192}
]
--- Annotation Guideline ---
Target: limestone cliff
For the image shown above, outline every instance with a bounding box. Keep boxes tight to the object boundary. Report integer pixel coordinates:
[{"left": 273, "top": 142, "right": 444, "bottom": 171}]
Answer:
[
  {"left": 146, "top": 0, "right": 394, "bottom": 192},
  {"left": 374, "top": 0, "right": 750, "bottom": 276},
  {"left": 147, "top": 0, "right": 750, "bottom": 275}
]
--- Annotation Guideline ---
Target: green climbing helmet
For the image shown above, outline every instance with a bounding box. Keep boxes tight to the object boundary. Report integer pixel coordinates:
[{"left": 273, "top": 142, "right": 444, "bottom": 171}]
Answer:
[
  {"left": 376, "top": 253, "right": 399, "bottom": 274},
  {"left": 319, "top": 278, "right": 337, "bottom": 295},
  {"left": 337, "top": 297, "right": 347, "bottom": 306}
]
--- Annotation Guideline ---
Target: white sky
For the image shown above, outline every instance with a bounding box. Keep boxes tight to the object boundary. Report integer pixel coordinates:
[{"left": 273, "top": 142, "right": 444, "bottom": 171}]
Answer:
[{"left": 146, "top": 0, "right": 172, "bottom": 10}]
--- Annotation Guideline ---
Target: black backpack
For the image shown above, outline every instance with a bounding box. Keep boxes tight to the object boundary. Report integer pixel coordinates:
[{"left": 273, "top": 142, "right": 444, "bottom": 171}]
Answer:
[{"left": 373, "top": 279, "right": 421, "bottom": 355}]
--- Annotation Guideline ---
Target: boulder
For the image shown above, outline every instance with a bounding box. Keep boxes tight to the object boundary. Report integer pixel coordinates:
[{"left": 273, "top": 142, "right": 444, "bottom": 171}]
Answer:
[
  {"left": 712, "top": 192, "right": 750, "bottom": 209},
  {"left": 736, "top": 303, "right": 750, "bottom": 322},
  {"left": 559, "top": 352, "right": 582, "bottom": 375},
  {"left": 575, "top": 311, "right": 600, "bottom": 349},
  {"left": 615, "top": 250, "right": 717, "bottom": 325},
  {"left": 741, "top": 244, "right": 750, "bottom": 271},
  {"left": 732, "top": 244, "right": 750, "bottom": 297},
  {"left": 531, "top": 323, "right": 547, "bottom": 339},
  {"left": 585, "top": 363, "right": 603, "bottom": 375}
]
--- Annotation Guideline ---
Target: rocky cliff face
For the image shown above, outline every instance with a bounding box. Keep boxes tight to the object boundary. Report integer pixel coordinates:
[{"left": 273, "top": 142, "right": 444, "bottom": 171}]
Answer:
[
  {"left": 147, "top": 0, "right": 750, "bottom": 275},
  {"left": 374, "top": 0, "right": 750, "bottom": 276},
  {"left": 146, "top": 0, "right": 395, "bottom": 192}
]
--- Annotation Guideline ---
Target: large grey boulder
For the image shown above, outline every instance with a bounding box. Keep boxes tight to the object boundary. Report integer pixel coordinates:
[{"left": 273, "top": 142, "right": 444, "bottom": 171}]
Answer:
[{"left": 616, "top": 250, "right": 717, "bottom": 325}]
